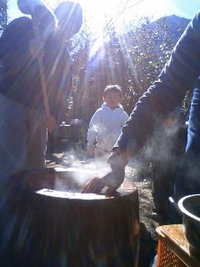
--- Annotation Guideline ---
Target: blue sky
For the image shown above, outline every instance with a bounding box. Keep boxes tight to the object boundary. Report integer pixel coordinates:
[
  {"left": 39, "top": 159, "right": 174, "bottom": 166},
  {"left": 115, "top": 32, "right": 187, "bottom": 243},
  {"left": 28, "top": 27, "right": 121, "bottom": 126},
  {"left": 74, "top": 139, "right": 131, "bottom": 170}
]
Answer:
[
  {"left": 7, "top": 0, "right": 200, "bottom": 23},
  {"left": 162, "top": 0, "right": 200, "bottom": 19}
]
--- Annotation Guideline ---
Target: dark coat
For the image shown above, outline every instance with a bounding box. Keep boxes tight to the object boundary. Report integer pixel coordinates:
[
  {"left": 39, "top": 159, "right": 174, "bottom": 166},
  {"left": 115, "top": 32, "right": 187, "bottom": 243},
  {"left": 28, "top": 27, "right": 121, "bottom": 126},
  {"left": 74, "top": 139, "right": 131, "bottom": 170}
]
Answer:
[{"left": 0, "top": 16, "right": 72, "bottom": 121}]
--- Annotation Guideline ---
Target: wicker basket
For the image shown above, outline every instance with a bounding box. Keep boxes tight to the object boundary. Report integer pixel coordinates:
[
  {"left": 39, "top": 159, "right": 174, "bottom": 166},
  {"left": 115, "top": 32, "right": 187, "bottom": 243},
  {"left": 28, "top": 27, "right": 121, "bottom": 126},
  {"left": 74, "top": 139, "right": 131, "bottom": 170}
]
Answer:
[{"left": 157, "top": 239, "right": 186, "bottom": 267}]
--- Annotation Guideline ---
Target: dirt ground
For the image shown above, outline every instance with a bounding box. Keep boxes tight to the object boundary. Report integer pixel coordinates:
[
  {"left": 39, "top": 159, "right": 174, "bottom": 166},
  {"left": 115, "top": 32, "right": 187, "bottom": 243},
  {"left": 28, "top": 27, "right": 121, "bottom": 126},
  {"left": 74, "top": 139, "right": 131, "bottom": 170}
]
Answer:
[
  {"left": 127, "top": 165, "right": 159, "bottom": 267},
  {"left": 46, "top": 150, "right": 161, "bottom": 267},
  {"left": 135, "top": 180, "right": 158, "bottom": 266}
]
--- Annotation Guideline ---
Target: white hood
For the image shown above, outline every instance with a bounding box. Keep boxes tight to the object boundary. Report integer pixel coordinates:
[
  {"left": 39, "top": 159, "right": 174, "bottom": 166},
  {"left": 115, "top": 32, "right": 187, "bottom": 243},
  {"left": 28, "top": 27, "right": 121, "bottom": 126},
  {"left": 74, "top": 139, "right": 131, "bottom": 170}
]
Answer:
[{"left": 87, "top": 103, "right": 129, "bottom": 152}]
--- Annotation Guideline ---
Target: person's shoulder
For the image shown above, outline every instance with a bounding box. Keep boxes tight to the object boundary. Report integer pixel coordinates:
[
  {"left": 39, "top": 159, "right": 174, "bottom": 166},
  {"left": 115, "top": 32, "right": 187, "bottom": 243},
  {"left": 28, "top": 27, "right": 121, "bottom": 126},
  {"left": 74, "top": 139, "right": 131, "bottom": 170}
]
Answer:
[
  {"left": 101, "top": 102, "right": 111, "bottom": 110},
  {"left": 0, "top": 16, "right": 33, "bottom": 58},
  {"left": 96, "top": 103, "right": 106, "bottom": 111},
  {"left": 90, "top": 106, "right": 105, "bottom": 121},
  {"left": 116, "top": 105, "right": 129, "bottom": 117},
  {"left": 1, "top": 16, "right": 33, "bottom": 41},
  {"left": 7, "top": 16, "right": 32, "bottom": 29},
  {"left": 116, "top": 104, "right": 126, "bottom": 112},
  {"left": 94, "top": 107, "right": 103, "bottom": 114}
]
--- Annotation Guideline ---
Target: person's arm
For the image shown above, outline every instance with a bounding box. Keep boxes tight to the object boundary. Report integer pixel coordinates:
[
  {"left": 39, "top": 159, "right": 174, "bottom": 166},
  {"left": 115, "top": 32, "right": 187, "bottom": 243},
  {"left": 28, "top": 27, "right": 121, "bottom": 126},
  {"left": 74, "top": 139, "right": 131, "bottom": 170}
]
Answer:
[
  {"left": 81, "top": 147, "right": 130, "bottom": 194},
  {"left": 116, "top": 12, "right": 200, "bottom": 155},
  {"left": 109, "top": 12, "right": 200, "bottom": 188}
]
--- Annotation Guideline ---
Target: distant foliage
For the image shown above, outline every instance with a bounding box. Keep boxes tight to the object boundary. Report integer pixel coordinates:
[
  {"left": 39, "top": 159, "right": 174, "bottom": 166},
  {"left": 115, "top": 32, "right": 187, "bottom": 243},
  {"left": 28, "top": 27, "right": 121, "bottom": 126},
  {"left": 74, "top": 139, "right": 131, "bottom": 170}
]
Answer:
[
  {"left": 122, "top": 16, "right": 177, "bottom": 113},
  {"left": 67, "top": 15, "right": 189, "bottom": 123},
  {"left": 0, "top": 0, "right": 7, "bottom": 35}
]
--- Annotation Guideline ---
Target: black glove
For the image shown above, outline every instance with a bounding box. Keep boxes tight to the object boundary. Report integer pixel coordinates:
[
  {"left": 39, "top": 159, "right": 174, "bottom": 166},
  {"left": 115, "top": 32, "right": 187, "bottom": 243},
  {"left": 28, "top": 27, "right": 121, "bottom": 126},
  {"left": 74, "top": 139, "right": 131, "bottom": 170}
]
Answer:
[
  {"left": 81, "top": 148, "right": 129, "bottom": 195},
  {"left": 101, "top": 164, "right": 125, "bottom": 193}
]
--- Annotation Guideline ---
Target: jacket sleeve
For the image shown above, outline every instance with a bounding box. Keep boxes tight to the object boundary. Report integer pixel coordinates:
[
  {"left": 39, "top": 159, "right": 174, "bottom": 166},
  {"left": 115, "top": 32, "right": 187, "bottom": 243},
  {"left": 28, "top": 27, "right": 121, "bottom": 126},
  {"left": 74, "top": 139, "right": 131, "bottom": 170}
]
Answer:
[
  {"left": 114, "top": 12, "right": 200, "bottom": 155},
  {"left": 87, "top": 110, "right": 101, "bottom": 146}
]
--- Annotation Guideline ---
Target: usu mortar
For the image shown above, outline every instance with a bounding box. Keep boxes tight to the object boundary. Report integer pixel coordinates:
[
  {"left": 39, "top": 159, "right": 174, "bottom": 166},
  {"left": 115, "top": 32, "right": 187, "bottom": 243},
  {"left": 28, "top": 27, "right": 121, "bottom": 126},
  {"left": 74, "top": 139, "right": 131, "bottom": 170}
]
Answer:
[{"left": 2, "top": 168, "right": 140, "bottom": 267}]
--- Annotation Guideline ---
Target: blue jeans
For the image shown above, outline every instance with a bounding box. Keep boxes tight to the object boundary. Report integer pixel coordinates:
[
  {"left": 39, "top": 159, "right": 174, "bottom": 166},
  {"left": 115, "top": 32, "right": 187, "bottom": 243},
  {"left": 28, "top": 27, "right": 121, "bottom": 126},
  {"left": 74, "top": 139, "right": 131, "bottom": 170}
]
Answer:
[{"left": 175, "top": 82, "right": 200, "bottom": 199}]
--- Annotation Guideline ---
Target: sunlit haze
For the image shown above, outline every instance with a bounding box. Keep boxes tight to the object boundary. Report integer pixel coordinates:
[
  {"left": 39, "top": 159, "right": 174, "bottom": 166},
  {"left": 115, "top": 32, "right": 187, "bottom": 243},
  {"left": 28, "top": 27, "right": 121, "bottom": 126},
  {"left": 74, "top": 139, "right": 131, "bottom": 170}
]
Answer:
[
  {"left": 7, "top": 0, "right": 199, "bottom": 67},
  {"left": 8, "top": 0, "right": 200, "bottom": 25}
]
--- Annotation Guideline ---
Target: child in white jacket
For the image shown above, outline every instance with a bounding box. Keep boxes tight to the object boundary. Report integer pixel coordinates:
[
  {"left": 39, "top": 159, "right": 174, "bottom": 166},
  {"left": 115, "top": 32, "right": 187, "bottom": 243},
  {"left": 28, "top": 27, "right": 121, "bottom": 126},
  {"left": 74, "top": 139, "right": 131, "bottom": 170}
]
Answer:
[{"left": 87, "top": 85, "right": 129, "bottom": 157}]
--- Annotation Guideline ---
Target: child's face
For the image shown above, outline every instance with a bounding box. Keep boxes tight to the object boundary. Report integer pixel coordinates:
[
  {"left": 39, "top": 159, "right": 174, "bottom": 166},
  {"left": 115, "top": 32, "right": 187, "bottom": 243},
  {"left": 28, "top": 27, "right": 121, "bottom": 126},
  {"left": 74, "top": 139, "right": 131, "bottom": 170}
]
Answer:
[{"left": 104, "top": 91, "right": 122, "bottom": 109}]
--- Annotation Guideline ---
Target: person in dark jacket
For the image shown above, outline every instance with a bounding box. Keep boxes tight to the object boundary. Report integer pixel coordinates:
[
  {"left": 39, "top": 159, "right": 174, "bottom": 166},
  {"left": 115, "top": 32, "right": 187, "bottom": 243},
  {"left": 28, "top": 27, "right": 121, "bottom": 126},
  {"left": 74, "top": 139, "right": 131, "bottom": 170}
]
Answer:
[
  {"left": 174, "top": 78, "right": 200, "bottom": 200},
  {"left": 0, "top": 12, "right": 56, "bottom": 183},
  {"left": 0, "top": 3, "right": 83, "bottom": 265},
  {"left": 0, "top": 1, "right": 83, "bottom": 183},
  {"left": 82, "top": 11, "right": 200, "bottom": 200}
]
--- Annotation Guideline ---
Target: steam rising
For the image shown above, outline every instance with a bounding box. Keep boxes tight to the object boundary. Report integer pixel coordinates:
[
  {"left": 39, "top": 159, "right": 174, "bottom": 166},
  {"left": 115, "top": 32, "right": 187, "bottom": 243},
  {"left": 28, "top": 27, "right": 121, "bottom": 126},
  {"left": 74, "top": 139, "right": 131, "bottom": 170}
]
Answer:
[
  {"left": 126, "top": 113, "right": 186, "bottom": 182},
  {"left": 145, "top": 117, "right": 182, "bottom": 163},
  {"left": 137, "top": 113, "right": 186, "bottom": 184},
  {"left": 49, "top": 112, "right": 186, "bottom": 194},
  {"left": 49, "top": 150, "right": 112, "bottom": 191}
]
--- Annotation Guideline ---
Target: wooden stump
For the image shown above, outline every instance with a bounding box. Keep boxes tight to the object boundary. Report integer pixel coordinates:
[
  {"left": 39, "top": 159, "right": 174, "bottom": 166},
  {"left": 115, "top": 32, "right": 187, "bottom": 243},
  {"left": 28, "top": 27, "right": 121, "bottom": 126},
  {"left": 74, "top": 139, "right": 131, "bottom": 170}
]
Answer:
[{"left": 1, "top": 168, "right": 140, "bottom": 267}]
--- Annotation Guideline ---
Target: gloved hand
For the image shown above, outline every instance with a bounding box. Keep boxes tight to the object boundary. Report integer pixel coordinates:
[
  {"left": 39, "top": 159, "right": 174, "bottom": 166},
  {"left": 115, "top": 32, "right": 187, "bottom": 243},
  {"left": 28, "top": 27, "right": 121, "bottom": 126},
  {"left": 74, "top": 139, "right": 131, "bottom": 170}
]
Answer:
[
  {"left": 81, "top": 177, "right": 105, "bottom": 194},
  {"left": 81, "top": 148, "right": 129, "bottom": 194}
]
